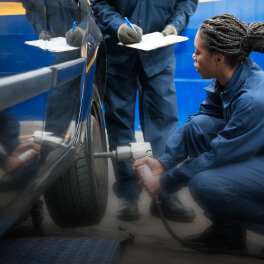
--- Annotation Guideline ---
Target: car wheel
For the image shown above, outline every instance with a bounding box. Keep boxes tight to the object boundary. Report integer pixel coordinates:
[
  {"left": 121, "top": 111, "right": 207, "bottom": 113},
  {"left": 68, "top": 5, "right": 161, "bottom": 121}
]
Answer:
[{"left": 44, "top": 86, "right": 108, "bottom": 227}]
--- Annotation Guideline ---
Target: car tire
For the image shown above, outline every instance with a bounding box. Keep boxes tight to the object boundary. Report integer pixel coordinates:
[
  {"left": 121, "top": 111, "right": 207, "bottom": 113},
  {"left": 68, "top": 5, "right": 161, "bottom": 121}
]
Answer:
[{"left": 44, "top": 86, "right": 108, "bottom": 227}]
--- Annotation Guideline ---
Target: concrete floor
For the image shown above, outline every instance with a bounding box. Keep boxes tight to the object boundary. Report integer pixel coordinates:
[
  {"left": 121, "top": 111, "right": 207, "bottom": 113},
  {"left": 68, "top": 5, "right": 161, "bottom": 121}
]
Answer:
[{"left": 5, "top": 133, "right": 264, "bottom": 264}]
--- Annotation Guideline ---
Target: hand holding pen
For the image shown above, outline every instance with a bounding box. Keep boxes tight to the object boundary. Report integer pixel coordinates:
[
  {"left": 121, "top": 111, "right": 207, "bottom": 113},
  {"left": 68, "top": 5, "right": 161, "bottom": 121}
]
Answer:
[
  {"left": 65, "top": 21, "right": 85, "bottom": 47},
  {"left": 117, "top": 17, "right": 143, "bottom": 44}
]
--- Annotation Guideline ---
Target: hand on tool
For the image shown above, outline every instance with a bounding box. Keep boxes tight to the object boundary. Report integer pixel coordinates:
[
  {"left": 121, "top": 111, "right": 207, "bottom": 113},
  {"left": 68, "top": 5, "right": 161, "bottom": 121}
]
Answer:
[
  {"left": 12, "top": 142, "right": 40, "bottom": 161},
  {"left": 133, "top": 156, "right": 165, "bottom": 196},
  {"left": 133, "top": 156, "right": 166, "bottom": 177},
  {"left": 142, "top": 174, "right": 162, "bottom": 196},
  {"left": 3, "top": 142, "right": 40, "bottom": 174}
]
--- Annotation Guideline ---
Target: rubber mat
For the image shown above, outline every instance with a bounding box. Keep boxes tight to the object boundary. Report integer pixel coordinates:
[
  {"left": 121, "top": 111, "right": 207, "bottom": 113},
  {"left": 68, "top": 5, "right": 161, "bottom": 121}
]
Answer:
[{"left": 0, "top": 237, "right": 120, "bottom": 264}]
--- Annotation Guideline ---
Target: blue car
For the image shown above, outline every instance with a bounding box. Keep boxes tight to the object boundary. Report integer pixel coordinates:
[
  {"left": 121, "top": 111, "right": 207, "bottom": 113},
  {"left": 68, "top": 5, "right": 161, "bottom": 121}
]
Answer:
[{"left": 0, "top": 0, "right": 108, "bottom": 235}]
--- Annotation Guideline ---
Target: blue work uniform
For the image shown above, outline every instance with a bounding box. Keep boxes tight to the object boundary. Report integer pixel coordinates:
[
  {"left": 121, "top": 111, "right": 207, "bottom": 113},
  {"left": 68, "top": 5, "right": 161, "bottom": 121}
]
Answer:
[
  {"left": 22, "top": 0, "right": 89, "bottom": 37},
  {"left": 92, "top": 0, "right": 198, "bottom": 199},
  {"left": 159, "top": 57, "right": 264, "bottom": 234}
]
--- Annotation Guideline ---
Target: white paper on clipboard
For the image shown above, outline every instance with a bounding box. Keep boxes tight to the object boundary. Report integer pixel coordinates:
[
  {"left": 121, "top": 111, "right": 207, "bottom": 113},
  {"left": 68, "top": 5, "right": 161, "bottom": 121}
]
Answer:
[
  {"left": 118, "top": 32, "right": 188, "bottom": 51},
  {"left": 25, "top": 37, "right": 79, "bottom": 52}
]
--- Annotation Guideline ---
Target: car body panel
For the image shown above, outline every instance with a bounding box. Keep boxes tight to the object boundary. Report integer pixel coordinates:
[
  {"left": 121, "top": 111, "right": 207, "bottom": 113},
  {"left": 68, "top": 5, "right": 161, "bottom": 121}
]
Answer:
[{"left": 0, "top": 0, "right": 105, "bottom": 236}]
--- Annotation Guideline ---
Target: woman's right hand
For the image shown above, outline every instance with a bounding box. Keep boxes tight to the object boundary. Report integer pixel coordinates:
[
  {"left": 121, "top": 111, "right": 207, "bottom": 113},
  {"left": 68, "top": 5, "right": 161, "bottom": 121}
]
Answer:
[{"left": 133, "top": 156, "right": 166, "bottom": 179}]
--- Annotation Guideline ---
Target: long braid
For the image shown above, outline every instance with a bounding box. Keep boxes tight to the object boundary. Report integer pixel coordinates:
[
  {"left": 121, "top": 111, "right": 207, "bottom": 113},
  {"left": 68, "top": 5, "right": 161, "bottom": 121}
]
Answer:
[{"left": 199, "top": 14, "right": 264, "bottom": 67}]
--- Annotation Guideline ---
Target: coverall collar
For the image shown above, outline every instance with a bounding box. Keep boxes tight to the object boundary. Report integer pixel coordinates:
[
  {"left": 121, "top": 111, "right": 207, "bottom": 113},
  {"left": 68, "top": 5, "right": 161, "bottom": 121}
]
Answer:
[{"left": 204, "top": 57, "right": 253, "bottom": 108}]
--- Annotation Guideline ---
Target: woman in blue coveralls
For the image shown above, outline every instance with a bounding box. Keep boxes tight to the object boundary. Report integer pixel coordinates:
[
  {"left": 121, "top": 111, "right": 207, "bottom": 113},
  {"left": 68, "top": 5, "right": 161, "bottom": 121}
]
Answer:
[
  {"left": 135, "top": 14, "right": 264, "bottom": 249},
  {"left": 92, "top": 0, "right": 198, "bottom": 222}
]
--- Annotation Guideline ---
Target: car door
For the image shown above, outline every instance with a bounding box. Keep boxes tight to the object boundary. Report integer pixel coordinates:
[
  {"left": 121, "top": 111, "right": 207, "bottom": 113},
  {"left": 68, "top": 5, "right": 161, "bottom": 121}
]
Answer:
[
  {"left": 0, "top": 0, "right": 49, "bottom": 234},
  {"left": 35, "top": 1, "right": 91, "bottom": 171}
]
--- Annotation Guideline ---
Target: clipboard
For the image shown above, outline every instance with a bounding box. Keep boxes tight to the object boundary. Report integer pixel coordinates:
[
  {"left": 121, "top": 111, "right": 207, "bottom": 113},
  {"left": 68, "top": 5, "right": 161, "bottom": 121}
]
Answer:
[
  {"left": 118, "top": 32, "right": 188, "bottom": 51},
  {"left": 25, "top": 37, "right": 79, "bottom": 52}
]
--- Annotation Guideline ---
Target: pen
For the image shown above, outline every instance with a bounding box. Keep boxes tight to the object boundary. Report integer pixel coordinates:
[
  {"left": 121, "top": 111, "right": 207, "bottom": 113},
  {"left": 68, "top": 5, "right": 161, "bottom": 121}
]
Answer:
[
  {"left": 70, "top": 21, "right": 76, "bottom": 36},
  {"left": 124, "top": 17, "right": 138, "bottom": 33}
]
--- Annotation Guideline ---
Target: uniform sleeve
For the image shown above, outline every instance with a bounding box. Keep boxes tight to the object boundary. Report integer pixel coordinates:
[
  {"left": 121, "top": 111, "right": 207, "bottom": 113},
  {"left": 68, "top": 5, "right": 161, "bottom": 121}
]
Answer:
[
  {"left": 158, "top": 89, "right": 223, "bottom": 170},
  {"left": 91, "top": 0, "right": 124, "bottom": 41},
  {"left": 168, "top": 0, "right": 199, "bottom": 35},
  {"left": 160, "top": 91, "right": 264, "bottom": 193},
  {"left": 22, "top": 0, "right": 45, "bottom": 35}
]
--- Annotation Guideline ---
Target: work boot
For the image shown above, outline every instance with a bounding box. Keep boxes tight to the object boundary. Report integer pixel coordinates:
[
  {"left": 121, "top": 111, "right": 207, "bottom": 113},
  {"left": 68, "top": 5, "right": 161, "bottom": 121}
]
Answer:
[
  {"left": 150, "top": 197, "right": 195, "bottom": 222},
  {"left": 185, "top": 223, "right": 247, "bottom": 250},
  {"left": 117, "top": 197, "right": 139, "bottom": 221}
]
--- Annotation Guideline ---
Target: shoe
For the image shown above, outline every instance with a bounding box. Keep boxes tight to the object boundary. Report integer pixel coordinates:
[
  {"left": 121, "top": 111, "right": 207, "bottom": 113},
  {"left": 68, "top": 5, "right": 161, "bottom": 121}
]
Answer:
[
  {"left": 150, "top": 197, "right": 195, "bottom": 222},
  {"left": 185, "top": 223, "right": 247, "bottom": 250},
  {"left": 117, "top": 197, "right": 139, "bottom": 221}
]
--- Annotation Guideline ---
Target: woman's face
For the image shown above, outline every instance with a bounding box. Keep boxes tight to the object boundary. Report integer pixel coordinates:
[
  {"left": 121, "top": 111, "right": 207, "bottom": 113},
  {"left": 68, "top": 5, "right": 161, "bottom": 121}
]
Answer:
[{"left": 192, "top": 30, "right": 218, "bottom": 79}]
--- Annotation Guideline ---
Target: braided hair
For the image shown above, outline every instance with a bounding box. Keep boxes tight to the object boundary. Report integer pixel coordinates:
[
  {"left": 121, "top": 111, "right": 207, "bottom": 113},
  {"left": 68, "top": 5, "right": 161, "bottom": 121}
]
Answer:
[{"left": 199, "top": 14, "right": 264, "bottom": 67}]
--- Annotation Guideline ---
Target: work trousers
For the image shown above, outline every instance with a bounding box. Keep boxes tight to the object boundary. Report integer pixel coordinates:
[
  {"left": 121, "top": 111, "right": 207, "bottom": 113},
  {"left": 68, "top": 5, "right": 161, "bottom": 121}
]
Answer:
[
  {"left": 185, "top": 115, "right": 264, "bottom": 234},
  {"left": 104, "top": 55, "right": 178, "bottom": 199}
]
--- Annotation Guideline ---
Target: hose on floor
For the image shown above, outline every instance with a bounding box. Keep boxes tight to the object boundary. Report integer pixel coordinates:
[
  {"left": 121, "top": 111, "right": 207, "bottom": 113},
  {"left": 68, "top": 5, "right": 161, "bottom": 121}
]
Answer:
[{"left": 154, "top": 197, "right": 264, "bottom": 260}]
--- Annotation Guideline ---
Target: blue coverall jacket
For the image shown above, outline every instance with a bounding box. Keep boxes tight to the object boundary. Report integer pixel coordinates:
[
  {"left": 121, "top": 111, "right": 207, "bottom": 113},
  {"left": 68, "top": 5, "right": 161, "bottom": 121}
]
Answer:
[
  {"left": 22, "top": 0, "right": 89, "bottom": 37},
  {"left": 92, "top": 0, "right": 198, "bottom": 78},
  {"left": 158, "top": 57, "right": 264, "bottom": 233}
]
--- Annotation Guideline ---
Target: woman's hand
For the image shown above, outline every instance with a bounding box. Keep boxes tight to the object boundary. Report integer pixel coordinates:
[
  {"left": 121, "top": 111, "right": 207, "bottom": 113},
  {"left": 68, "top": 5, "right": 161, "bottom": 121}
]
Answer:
[
  {"left": 133, "top": 156, "right": 166, "bottom": 178},
  {"left": 133, "top": 156, "right": 166, "bottom": 196}
]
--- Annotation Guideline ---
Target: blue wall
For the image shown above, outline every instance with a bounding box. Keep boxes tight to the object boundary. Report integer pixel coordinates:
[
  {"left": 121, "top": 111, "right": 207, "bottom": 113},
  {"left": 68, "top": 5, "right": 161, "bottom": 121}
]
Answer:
[{"left": 135, "top": 0, "right": 264, "bottom": 130}]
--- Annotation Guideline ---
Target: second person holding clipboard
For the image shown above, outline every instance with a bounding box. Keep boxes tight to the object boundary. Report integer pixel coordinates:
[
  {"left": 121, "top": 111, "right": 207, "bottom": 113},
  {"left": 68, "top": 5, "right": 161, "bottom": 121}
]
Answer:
[{"left": 91, "top": 0, "right": 199, "bottom": 222}]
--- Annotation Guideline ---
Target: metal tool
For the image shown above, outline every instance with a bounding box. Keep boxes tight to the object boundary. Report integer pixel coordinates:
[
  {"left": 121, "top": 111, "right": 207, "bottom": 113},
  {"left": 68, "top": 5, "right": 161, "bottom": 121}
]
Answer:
[
  {"left": 28, "top": 131, "right": 68, "bottom": 148},
  {"left": 94, "top": 142, "right": 153, "bottom": 177},
  {"left": 94, "top": 142, "right": 264, "bottom": 260},
  {"left": 18, "top": 131, "right": 68, "bottom": 161}
]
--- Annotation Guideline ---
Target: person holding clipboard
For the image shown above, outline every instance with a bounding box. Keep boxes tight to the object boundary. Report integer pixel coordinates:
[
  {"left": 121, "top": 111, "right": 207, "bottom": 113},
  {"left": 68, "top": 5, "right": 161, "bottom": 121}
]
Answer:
[{"left": 92, "top": 0, "right": 198, "bottom": 222}]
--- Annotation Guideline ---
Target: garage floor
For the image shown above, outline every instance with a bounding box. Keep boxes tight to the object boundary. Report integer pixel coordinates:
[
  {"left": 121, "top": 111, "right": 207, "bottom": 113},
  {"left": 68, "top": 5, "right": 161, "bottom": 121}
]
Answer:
[{"left": 4, "top": 133, "right": 264, "bottom": 264}]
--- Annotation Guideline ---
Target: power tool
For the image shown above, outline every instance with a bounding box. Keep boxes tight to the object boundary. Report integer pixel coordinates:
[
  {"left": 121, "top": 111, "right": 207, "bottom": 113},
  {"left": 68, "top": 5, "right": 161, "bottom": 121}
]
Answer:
[
  {"left": 94, "top": 142, "right": 153, "bottom": 177},
  {"left": 19, "top": 131, "right": 69, "bottom": 161},
  {"left": 94, "top": 142, "right": 264, "bottom": 260}
]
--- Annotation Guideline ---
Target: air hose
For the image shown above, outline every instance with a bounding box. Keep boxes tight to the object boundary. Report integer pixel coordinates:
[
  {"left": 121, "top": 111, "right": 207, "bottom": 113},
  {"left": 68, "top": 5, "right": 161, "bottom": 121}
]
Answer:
[{"left": 154, "top": 197, "right": 264, "bottom": 260}]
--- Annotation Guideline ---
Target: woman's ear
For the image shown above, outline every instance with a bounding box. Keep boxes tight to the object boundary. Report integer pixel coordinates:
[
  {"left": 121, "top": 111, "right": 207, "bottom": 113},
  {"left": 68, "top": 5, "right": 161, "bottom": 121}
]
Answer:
[{"left": 215, "top": 53, "right": 225, "bottom": 64}]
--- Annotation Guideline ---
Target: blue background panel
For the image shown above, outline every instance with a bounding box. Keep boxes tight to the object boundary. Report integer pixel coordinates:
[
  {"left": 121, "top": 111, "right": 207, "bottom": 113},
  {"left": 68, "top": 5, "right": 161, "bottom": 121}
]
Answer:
[{"left": 135, "top": 0, "right": 264, "bottom": 130}]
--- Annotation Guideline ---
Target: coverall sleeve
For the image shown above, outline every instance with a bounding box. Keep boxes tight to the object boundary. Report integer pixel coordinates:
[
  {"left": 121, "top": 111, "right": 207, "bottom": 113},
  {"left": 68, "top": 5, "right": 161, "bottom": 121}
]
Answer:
[
  {"left": 91, "top": 0, "right": 124, "bottom": 41},
  {"left": 158, "top": 89, "right": 223, "bottom": 170},
  {"left": 22, "top": 0, "right": 45, "bottom": 35},
  {"left": 168, "top": 0, "right": 199, "bottom": 35},
  {"left": 160, "top": 91, "right": 264, "bottom": 193}
]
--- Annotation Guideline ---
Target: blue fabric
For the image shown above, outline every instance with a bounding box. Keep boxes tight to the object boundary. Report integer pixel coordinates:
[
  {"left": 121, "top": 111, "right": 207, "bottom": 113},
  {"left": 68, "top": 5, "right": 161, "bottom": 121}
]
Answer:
[
  {"left": 22, "top": 0, "right": 89, "bottom": 36},
  {"left": 92, "top": 0, "right": 198, "bottom": 199},
  {"left": 92, "top": 0, "right": 198, "bottom": 77},
  {"left": 189, "top": 158, "right": 264, "bottom": 235},
  {"left": 158, "top": 57, "right": 264, "bottom": 233},
  {"left": 0, "top": 111, "right": 20, "bottom": 168},
  {"left": 159, "top": 57, "right": 264, "bottom": 190},
  {"left": 105, "top": 56, "right": 178, "bottom": 199}
]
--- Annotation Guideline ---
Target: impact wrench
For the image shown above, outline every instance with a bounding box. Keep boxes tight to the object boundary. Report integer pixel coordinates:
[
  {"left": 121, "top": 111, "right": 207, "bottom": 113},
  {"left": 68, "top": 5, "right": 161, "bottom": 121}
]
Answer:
[{"left": 94, "top": 142, "right": 264, "bottom": 260}]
